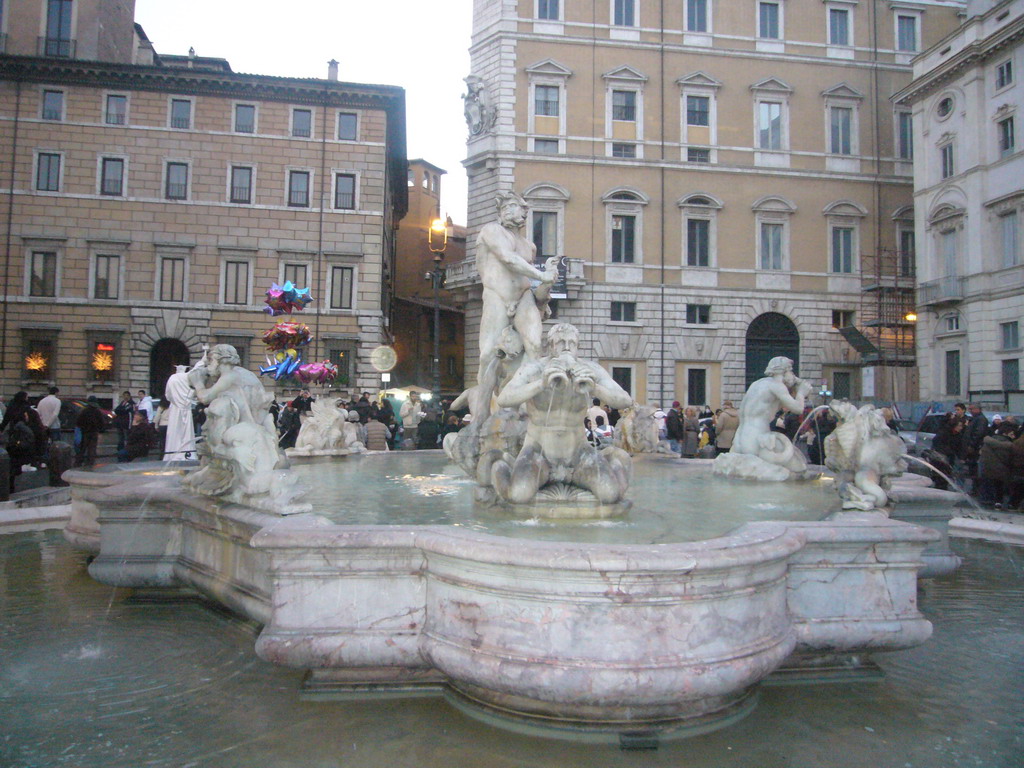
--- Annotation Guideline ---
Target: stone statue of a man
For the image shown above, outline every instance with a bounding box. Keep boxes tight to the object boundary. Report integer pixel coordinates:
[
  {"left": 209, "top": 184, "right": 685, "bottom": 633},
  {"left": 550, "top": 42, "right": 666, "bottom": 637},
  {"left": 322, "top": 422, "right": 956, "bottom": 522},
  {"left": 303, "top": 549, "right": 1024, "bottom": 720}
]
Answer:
[
  {"left": 476, "top": 191, "right": 559, "bottom": 367},
  {"left": 489, "top": 323, "right": 633, "bottom": 505},
  {"left": 714, "top": 356, "right": 813, "bottom": 481}
]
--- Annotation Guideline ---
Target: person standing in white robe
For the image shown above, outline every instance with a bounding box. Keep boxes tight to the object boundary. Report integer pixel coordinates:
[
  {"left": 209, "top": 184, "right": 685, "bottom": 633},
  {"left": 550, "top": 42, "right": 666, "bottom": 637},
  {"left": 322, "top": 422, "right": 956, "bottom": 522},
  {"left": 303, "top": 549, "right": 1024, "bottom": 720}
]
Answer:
[{"left": 163, "top": 365, "right": 197, "bottom": 461}]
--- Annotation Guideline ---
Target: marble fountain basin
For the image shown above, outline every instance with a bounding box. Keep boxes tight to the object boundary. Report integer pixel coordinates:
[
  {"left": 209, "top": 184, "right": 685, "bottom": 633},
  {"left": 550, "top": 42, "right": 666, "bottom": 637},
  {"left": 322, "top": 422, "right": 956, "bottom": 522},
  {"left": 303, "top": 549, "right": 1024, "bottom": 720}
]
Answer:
[{"left": 64, "top": 455, "right": 944, "bottom": 738}]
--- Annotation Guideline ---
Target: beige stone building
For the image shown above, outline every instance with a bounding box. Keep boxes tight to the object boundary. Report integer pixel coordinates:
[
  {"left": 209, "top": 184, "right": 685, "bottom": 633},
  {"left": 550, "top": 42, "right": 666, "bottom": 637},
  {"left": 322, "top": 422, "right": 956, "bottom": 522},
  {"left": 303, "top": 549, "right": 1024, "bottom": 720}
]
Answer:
[
  {"left": 450, "top": 0, "right": 964, "bottom": 408},
  {"left": 0, "top": 0, "right": 407, "bottom": 406},
  {"left": 895, "top": 0, "right": 1024, "bottom": 409}
]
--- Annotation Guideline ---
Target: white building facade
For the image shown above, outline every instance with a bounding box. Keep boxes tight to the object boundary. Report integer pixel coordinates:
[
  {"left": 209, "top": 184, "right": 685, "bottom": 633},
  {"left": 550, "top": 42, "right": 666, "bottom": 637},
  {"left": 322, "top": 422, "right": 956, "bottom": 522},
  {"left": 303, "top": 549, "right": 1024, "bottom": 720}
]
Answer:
[{"left": 897, "top": 0, "right": 1024, "bottom": 408}]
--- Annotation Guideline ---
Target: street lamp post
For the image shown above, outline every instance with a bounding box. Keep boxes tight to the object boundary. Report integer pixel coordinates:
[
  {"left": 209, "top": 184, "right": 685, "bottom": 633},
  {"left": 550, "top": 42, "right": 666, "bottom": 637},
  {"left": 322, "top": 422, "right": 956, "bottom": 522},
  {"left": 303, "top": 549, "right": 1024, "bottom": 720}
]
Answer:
[{"left": 427, "top": 216, "right": 453, "bottom": 401}]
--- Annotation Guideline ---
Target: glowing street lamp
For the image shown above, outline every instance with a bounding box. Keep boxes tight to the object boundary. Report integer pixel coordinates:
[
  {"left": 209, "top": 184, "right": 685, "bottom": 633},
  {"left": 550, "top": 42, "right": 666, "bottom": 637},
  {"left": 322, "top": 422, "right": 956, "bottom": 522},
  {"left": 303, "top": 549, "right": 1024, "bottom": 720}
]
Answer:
[{"left": 427, "top": 215, "right": 453, "bottom": 399}]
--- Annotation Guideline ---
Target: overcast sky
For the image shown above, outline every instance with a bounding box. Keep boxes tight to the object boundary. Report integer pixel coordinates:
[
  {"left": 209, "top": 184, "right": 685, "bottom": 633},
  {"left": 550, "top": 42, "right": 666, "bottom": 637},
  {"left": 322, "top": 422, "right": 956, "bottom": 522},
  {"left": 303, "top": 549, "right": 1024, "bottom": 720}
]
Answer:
[{"left": 134, "top": 0, "right": 473, "bottom": 222}]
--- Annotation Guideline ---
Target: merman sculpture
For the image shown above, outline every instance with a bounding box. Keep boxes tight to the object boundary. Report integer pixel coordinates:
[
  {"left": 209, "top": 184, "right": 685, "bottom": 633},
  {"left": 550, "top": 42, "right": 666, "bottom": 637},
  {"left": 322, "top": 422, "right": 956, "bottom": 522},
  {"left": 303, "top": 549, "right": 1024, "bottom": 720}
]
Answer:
[{"left": 713, "top": 356, "right": 814, "bottom": 481}]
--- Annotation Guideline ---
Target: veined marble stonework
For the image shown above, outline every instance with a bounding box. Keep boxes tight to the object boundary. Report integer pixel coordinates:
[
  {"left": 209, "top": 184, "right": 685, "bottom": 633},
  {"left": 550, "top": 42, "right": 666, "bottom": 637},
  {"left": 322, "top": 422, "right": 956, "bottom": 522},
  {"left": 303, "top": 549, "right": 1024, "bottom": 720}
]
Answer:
[{"left": 65, "top": 465, "right": 946, "bottom": 736}]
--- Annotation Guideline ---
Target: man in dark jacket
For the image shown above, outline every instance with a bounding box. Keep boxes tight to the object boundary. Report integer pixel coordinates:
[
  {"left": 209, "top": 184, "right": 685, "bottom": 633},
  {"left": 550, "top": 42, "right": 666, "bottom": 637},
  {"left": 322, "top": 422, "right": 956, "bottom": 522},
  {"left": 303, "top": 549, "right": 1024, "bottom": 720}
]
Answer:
[
  {"left": 963, "top": 403, "right": 989, "bottom": 492},
  {"left": 666, "top": 402, "right": 684, "bottom": 453},
  {"left": 74, "top": 396, "right": 107, "bottom": 468}
]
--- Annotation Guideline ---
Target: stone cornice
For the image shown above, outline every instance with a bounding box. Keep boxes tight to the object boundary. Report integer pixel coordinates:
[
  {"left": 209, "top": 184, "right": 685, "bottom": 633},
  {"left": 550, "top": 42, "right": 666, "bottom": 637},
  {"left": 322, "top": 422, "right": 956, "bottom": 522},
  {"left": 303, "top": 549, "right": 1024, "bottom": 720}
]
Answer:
[
  {"left": 893, "top": 15, "right": 1024, "bottom": 105},
  {"left": 0, "top": 54, "right": 405, "bottom": 111}
]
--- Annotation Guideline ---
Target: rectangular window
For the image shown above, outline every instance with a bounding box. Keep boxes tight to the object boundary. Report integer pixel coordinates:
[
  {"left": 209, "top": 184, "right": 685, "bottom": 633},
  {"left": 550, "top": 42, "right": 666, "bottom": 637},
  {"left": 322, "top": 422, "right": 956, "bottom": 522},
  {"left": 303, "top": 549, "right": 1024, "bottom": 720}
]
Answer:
[
  {"left": 165, "top": 162, "right": 188, "bottom": 200},
  {"left": 687, "top": 148, "right": 711, "bottom": 163},
  {"left": 945, "top": 349, "right": 961, "bottom": 395},
  {"left": 897, "top": 15, "right": 918, "bottom": 52},
  {"left": 288, "top": 170, "right": 310, "bottom": 207},
  {"left": 945, "top": 314, "right": 961, "bottom": 332},
  {"left": 29, "top": 251, "right": 57, "bottom": 297},
  {"left": 898, "top": 111, "right": 914, "bottom": 160},
  {"left": 170, "top": 98, "right": 191, "bottom": 129},
  {"left": 283, "top": 263, "right": 308, "bottom": 287},
  {"left": 105, "top": 94, "right": 127, "bottom": 125},
  {"left": 337, "top": 112, "right": 357, "bottom": 140},
  {"left": 833, "top": 371, "right": 852, "bottom": 399},
  {"left": 758, "top": 101, "right": 782, "bottom": 149},
  {"left": 899, "top": 229, "right": 916, "bottom": 277},
  {"left": 230, "top": 166, "right": 252, "bottom": 204},
  {"left": 830, "top": 106, "right": 852, "bottom": 155},
  {"left": 224, "top": 260, "right": 249, "bottom": 305},
  {"left": 234, "top": 104, "right": 255, "bottom": 133},
  {"left": 610, "top": 301, "right": 636, "bottom": 322},
  {"left": 535, "top": 85, "right": 559, "bottom": 117},
  {"left": 41, "top": 89, "right": 62, "bottom": 120},
  {"left": 941, "top": 144, "right": 954, "bottom": 179},
  {"left": 612, "top": 142, "right": 636, "bottom": 158},
  {"left": 612, "top": 90, "right": 637, "bottom": 121},
  {"left": 1001, "top": 321, "right": 1020, "bottom": 350},
  {"left": 760, "top": 222, "right": 783, "bottom": 270},
  {"left": 532, "top": 211, "right": 558, "bottom": 259},
  {"left": 1002, "top": 359, "right": 1020, "bottom": 390},
  {"left": 611, "top": 366, "right": 633, "bottom": 397},
  {"left": 292, "top": 108, "right": 312, "bottom": 137},
  {"left": 686, "top": 304, "right": 711, "bottom": 324},
  {"left": 998, "top": 117, "right": 1015, "bottom": 158},
  {"left": 831, "top": 226, "right": 854, "bottom": 273},
  {"left": 686, "top": 95, "right": 710, "bottom": 126},
  {"left": 535, "top": 139, "right": 560, "bottom": 154},
  {"left": 23, "top": 335, "right": 55, "bottom": 380},
  {"left": 687, "top": 218, "right": 710, "bottom": 267},
  {"left": 832, "top": 309, "right": 855, "bottom": 329},
  {"left": 334, "top": 173, "right": 356, "bottom": 209},
  {"left": 687, "top": 0, "right": 708, "bottom": 32},
  {"left": 614, "top": 0, "right": 635, "bottom": 26},
  {"left": 687, "top": 368, "right": 707, "bottom": 406},
  {"left": 942, "top": 230, "right": 958, "bottom": 277},
  {"left": 330, "top": 265, "right": 354, "bottom": 309},
  {"left": 829, "top": 8, "right": 849, "bottom": 46},
  {"left": 100, "top": 157, "right": 124, "bottom": 196},
  {"left": 611, "top": 214, "right": 636, "bottom": 263},
  {"left": 159, "top": 257, "right": 185, "bottom": 302},
  {"left": 1001, "top": 212, "right": 1019, "bottom": 268},
  {"left": 538, "top": 0, "right": 560, "bottom": 20},
  {"left": 45, "top": 0, "right": 73, "bottom": 56},
  {"left": 36, "top": 153, "right": 60, "bottom": 191},
  {"left": 94, "top": 254, "right": 119, "bottom": 299},
  {"left": 759, "top": 2, "right": 780, "bottom": 39},
  {"left": 91, "top": 341, "right": 117, "bottom": 382},
  {"left": 996, "top": 60, "right": 1014, "bottom": 90}
]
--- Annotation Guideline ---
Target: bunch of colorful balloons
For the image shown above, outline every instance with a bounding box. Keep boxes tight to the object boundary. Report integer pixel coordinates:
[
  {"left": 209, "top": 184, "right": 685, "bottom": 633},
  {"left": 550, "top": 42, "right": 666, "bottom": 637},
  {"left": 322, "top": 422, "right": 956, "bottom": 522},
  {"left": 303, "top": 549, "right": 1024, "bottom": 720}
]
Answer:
[
  {"left": 294, "top": 360, "right": 339, "bottom": 385},
  {"left": 263, "top": 281, "right": 313, "bottom": 316},
  {"left": 257, "top": 282, "right": 337, "bottom": 385}
]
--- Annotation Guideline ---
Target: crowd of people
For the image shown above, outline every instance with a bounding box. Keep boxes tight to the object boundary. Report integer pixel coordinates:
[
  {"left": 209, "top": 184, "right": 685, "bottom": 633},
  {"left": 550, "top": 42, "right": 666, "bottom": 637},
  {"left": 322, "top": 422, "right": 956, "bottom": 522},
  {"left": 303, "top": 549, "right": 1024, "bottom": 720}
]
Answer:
[
  {"left": 274, "top": 389, "right": 468, "bottom": 452},
  {"left": 926, "top": 403, "right": 1024, "bottom": 509}
]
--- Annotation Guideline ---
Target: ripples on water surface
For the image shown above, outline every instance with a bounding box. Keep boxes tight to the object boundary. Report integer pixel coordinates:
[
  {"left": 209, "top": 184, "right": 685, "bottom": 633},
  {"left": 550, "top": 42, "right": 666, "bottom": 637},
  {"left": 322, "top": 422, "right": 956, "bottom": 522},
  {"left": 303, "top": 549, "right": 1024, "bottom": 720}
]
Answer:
[
  {"left": 292, "top": 453, "right": 840, "bottom": 543},
  {"left": 1, "top": 528, "right": 1021, "bottom": 767}
]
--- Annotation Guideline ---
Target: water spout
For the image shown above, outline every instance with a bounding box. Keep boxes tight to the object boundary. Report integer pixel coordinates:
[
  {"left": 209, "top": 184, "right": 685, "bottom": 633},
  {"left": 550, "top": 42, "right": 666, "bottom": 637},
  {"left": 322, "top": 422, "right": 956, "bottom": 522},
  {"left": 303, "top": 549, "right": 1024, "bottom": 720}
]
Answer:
[{"left": 903, "top": 454, "right": 982, "bottom": 513}]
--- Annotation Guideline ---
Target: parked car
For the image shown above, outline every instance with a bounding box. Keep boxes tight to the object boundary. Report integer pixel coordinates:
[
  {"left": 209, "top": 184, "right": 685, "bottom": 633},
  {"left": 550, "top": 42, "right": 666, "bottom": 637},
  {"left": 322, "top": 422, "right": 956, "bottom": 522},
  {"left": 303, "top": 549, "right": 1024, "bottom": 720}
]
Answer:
[
  {"left": 899, "top": 413, "right": 947, "bottom": 457},
  {"left": 56, "top": 399, "right": 116, "bottom": 433}
]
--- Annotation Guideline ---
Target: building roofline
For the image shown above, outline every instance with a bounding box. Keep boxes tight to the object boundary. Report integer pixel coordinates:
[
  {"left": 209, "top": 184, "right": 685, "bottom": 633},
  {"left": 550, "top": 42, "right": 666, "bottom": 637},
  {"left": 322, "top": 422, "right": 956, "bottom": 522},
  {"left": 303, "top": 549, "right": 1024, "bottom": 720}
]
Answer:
[
  {"left": 409, "top": 159, "right": 448, "bottom": 174},
  {"left": 0, "top": 53, "right": 408, "bottom": 219},
  {"left": 893, "top": 5, "right": 1024, "bottom": 104}
]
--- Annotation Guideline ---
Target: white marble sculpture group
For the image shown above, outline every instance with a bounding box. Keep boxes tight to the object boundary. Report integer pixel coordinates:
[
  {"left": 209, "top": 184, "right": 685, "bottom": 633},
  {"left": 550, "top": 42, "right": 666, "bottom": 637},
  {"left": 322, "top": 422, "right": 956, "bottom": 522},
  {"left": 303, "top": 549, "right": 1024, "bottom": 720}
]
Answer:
[
  {"left": 825, "top": 400, "right": 908, "bottom": 510},
  {"left": 445, "top": 191, "right": 634, "bottom": 512},
  {"left": 182, "top": 344, "right": 310, "bottom": 514},
  {"left": 290, "top": 399, "right": 366, "bottom": 456}
]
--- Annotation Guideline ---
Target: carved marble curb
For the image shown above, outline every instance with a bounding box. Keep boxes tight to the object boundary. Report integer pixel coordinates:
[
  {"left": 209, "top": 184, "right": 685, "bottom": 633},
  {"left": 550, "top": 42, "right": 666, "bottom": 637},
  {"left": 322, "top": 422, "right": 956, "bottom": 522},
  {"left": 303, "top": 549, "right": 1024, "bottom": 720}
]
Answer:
[{"left": 66, "top": 467, "right": 942, "bottom": 735}]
